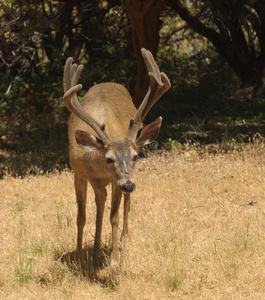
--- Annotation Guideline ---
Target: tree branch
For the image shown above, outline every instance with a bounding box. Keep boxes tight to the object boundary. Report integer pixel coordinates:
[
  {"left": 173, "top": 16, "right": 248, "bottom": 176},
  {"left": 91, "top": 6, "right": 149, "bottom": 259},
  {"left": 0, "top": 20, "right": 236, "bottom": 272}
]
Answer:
[{"left": 160, "top": 23, "right": 187, "bottom": 44}]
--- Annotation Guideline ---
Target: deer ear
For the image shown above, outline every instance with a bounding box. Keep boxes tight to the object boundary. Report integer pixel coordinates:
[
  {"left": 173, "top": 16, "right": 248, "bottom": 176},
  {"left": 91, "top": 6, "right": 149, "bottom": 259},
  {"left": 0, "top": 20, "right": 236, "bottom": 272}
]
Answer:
[
  {"left": 74, "top": 129, "right": 104, "bottom": 151},
  {"left": 136, "top": 117, "right": 162, "bottom": 146}
]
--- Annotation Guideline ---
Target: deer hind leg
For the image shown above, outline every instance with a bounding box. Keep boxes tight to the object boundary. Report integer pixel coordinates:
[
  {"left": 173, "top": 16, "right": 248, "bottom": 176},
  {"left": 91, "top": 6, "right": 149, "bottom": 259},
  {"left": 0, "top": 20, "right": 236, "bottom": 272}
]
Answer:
[
  {"left": 74, "top": 174, "right": 87, "bottom": 262},
  {"left": 110, "top": 181, "right": 122, "bottom": 268},
  {"left": 92, "top": 186, "right": 107, "bottom": 267}
]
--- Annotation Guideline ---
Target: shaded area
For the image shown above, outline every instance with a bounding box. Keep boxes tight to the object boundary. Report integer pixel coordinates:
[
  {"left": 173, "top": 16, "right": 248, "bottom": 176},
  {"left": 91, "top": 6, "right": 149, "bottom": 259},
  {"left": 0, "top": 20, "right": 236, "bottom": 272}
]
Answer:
[
  {"left": 0, "top": 123, "right": 69, "bottom": 178},
  {"left": 1, "top": 50, "right": 265, "bottom": 177},
  {"left": 154, "top": 55, "right": 265, "bottom": 147},
  {"left": 58, "top": 244, "right": 120, "bottom": 290},
  {"left": 2, "top": 86, "right": 265, "bottom": 177}
]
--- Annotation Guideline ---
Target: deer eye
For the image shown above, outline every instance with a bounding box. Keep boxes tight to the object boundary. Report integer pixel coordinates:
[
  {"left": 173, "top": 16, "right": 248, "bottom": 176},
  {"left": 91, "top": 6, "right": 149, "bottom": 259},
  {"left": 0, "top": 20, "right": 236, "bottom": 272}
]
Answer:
[{"left": 106, "top": 157, "right": 114, "bottom": 164}]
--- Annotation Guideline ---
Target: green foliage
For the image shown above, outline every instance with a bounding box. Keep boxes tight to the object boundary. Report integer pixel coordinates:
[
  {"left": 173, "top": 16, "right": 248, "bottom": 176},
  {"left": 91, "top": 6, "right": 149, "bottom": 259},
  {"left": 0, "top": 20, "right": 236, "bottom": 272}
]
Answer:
[{"left": 0, "top": 0, "right": 134, "bottom": 176}]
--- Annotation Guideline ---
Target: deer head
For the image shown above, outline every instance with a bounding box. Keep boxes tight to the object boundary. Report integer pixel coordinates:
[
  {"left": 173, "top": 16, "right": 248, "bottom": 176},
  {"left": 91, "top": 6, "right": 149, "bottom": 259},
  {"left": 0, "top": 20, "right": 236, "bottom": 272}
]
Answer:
[{"left": 63, "top": 49, "right": 171, "bottom": 193}]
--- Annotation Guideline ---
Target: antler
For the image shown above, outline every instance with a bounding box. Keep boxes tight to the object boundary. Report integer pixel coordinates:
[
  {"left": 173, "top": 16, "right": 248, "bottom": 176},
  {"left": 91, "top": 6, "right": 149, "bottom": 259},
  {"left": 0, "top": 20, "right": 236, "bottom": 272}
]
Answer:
[
  {"left": 126, "top": 48, "right": 171, "bottom": 143},
  {"left": 63, "top": 58, "right": 113, "bottom": 145}
]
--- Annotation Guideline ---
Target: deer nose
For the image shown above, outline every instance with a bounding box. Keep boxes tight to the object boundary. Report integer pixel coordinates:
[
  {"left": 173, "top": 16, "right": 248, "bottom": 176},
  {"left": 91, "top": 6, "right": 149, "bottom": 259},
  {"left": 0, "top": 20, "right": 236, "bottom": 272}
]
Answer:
[{"left": 121, "top": 181, "right": 135, "bottom": 193}]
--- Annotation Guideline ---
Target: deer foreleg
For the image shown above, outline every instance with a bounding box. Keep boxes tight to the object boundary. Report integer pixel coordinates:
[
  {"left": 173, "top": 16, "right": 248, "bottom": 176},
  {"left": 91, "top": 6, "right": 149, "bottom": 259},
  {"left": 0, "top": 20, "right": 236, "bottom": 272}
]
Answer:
[
  {"left": 93, "top": 186, "right": 107, "bottom": 266},
  {"left": 121, "top": 193, "right": 130, "bottom": 239},
  {"left": 74, "top": 174, "right": 87, "bottom": 262},
  {"left": 110, "top": 181, "right": 122, "bottom": 268}
]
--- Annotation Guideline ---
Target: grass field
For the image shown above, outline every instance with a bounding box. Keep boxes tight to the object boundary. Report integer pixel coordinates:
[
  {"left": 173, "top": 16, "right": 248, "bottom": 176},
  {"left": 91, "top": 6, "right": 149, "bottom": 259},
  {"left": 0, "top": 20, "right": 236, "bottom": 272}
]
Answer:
[{"left": 1, "top": 142, "right": 265, "bottom": 299}]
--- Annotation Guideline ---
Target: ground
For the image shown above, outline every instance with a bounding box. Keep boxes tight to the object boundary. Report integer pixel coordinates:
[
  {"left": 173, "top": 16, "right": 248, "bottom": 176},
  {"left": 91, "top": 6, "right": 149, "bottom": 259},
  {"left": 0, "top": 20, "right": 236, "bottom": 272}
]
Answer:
[{"left": 1, "top": 142, "right": 265, "bottom": 299}]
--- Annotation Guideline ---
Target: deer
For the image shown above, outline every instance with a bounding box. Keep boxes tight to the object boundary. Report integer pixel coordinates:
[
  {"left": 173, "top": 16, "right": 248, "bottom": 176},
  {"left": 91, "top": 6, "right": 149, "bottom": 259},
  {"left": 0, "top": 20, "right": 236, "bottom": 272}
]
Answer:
[{"left": 63, "top": 48, "right": 171, "bottom": 268}]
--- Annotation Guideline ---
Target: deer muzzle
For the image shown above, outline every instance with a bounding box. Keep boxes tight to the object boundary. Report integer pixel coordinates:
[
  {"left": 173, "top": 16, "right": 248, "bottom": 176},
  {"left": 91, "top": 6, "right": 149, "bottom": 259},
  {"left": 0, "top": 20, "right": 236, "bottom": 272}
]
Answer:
[{"left": 120, "top": 180, "right": 135, "bottom": 194}]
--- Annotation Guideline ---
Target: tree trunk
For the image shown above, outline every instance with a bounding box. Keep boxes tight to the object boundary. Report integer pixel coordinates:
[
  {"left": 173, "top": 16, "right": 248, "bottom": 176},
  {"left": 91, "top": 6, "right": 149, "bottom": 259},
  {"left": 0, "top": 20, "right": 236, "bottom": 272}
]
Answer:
[{"left": 124, "top": 0, "right": 167, "bottom": 108}]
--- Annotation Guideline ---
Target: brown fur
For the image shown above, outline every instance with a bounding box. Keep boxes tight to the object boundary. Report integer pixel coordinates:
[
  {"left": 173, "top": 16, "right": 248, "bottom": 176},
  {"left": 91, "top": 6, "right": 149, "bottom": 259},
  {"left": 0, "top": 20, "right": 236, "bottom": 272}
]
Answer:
[{"left": 63, "top": 49, "right": 170, "bottom": 268}]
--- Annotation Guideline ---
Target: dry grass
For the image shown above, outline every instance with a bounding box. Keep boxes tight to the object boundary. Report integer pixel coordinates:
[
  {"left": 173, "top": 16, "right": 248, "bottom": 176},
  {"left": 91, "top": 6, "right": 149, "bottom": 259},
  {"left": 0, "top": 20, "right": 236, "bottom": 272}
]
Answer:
[{"left": 1, "top": 142, "right": 265, "bottom": 299}]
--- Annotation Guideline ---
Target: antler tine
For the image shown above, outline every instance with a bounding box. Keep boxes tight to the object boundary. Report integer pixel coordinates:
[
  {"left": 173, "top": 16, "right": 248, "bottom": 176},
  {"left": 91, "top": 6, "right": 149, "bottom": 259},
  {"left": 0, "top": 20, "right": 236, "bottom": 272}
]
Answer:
[
  {"left": 63, "top": 58, "right": 83, "bottom": 92},
  {"left": 63, "top": 58, "right": 113, "bottom": 145},
  {"left": 142, "top": 48, "right": 161, "bottom": 82},
  {"left": 126, "top": 48, "right": 171, "bottom": 143}
]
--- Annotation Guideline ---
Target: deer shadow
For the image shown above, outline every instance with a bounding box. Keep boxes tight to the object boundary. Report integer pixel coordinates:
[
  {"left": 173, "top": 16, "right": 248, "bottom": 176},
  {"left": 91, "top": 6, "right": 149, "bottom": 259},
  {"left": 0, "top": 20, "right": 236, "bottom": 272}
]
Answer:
[{"left": 58, "top": 244, "right": 120, "bottom": 289}]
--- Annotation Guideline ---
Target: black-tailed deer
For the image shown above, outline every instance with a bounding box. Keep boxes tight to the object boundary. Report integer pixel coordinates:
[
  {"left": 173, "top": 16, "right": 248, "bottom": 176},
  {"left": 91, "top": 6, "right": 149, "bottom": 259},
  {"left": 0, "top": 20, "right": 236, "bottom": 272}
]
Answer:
[{"left": 63, "top": 49, "right": 170, "bottom": 268}]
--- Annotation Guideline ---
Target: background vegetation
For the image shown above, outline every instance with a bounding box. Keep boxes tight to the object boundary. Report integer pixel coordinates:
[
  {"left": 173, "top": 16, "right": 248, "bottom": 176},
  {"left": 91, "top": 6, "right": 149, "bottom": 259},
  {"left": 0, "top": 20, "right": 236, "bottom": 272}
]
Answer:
[{"left": 1, "top": 0, "right": 265, "bottom": 176}]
